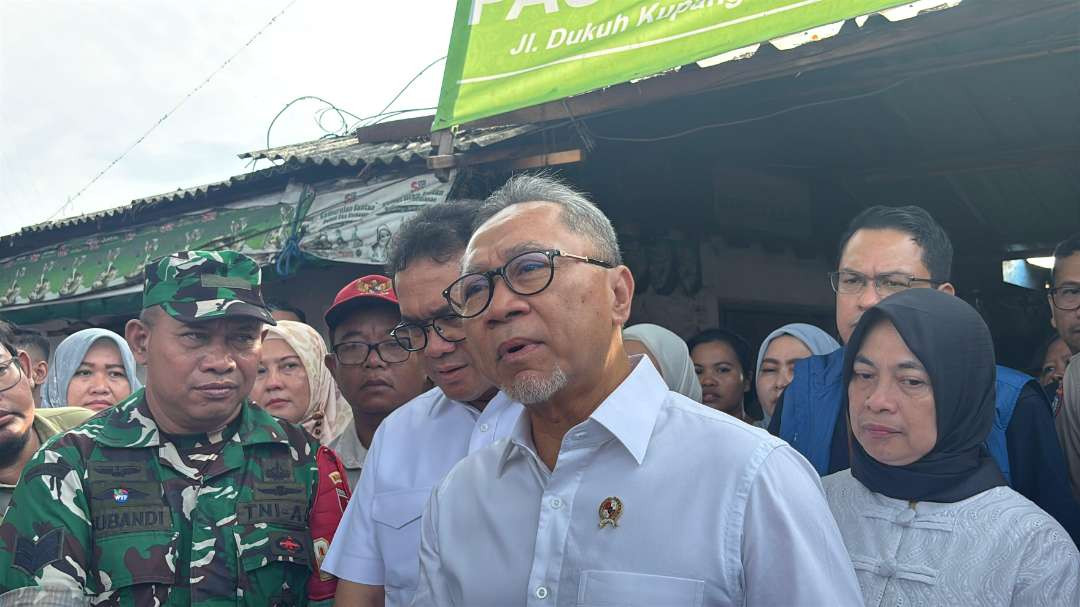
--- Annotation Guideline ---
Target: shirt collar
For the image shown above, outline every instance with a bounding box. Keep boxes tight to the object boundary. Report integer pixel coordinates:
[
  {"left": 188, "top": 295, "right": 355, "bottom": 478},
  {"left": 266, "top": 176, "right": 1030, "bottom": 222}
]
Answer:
[
  {"left": 331, "top": 420, "right": 368, "bottom": 469},
  {"left": 94, "top": 388, "right": 291, "bottom": 449},
  {"left": 588, "top": 355, "right": 667, "bottom": 465},
  {"left": 429, "top": 386, "right": 513, "bottom": 419},
  {"left": 496, "top": 355, "right": 668, "bottom": 475}
]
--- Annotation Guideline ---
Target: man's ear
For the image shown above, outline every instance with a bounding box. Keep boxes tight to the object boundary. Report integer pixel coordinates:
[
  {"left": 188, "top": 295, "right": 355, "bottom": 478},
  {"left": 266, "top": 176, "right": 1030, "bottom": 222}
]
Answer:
[
  {"left": 16, "top": 350, "right": 32, "bottom": 378},
  {"left": 611, "top": 265, "right": 635, "bottom": 326},
  {"left": 1049, "top": 295, "right": 1059, "bottom": 331},
  {"left": 125, "top": 318, "right": 151, "bottom": 365},
  {"left": 31, "top": 360, "right": 48, "bottom": 386},
  {"left": 937, "top": 282, "right": 956, "bottom": 296}
]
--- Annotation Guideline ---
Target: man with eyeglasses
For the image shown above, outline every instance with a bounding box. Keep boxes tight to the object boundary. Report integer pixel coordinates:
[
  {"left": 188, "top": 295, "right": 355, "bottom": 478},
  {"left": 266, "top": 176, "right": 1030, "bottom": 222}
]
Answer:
[
  {"left": 323, "top": 274, "right": 428, "bottom": 489},
  {"left": 769, "top": 206, "right": 1080, "bottom": 543},
  {"left": 1048, "top": 233, "right": 1080, "bottom": 360},
  {"left": 324, "top": 201, "right": 522, "bottom": 607},
  {"left": 1049, "top": 234, "right": 1080, "bottom": 502},
  {"left": 410, "top": 174, "right": 861, "bottom": 606},
  {"left": 0, "top": 321, "right": 93, "bottom": 525}
]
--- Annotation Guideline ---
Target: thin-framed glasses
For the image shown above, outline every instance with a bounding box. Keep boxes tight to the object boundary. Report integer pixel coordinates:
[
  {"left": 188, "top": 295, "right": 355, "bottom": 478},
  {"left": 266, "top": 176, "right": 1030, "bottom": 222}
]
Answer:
[
  {"left": 0, "top": 356, "right": 25, "bottom": 393},
  {"left": 332, "top": 339, "right": 410, "bottom": 365},
  {"left": 392, "top": 315, "right": 465, "bottom": 352},
  {"left": 1049, "top": 284, "right": 1080, "bottom": 311},
  {"left": 828, "top": 270, "right": 943, "bottom": 297},
  {"left": 443, "top": 249, "right": 613, "bottom": 319}
]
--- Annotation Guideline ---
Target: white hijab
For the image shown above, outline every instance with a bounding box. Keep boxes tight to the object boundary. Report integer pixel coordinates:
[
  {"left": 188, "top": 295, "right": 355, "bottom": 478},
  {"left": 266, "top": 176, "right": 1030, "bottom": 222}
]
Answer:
[{"left": 623, "top": 323, "right": 702, "bottom": 402}]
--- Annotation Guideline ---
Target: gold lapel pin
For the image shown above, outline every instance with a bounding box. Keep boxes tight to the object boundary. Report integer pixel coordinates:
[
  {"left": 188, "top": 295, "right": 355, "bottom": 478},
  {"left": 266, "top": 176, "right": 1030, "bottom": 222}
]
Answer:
[{"left": 598, "top": 496, "right": 623, "bottom": 528}]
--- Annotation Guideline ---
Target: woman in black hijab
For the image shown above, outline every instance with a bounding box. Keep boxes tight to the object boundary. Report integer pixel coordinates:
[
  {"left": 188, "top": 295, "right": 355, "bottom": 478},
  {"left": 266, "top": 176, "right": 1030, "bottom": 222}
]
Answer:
[{"left": 822, "top": 288, "right": 1079, "bottom": 606}]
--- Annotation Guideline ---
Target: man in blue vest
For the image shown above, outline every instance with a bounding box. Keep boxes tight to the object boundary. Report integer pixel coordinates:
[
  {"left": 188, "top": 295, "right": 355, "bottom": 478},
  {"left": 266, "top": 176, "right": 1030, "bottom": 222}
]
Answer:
[
  {"left": 769, "top": 205, "right": 1080, "bottom": 543},
  {"left": 1048, "top": 234, "right": 1080, "bottom": 408}
]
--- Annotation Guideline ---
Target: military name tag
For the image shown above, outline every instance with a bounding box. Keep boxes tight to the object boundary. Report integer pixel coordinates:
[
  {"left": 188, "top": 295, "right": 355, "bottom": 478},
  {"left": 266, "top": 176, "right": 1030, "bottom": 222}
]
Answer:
[
  {"left": 93, "top": 506, "right": 172, "bottom": 536},
  {"left": 237, "top": 499, "right": 307, "bottom": 527}
]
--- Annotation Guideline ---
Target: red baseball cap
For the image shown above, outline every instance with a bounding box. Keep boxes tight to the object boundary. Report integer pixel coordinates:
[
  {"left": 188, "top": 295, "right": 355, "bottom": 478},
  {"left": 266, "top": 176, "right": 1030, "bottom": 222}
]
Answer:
[{"left": 324, "top": 274, "right": 399, "bottom": 328}]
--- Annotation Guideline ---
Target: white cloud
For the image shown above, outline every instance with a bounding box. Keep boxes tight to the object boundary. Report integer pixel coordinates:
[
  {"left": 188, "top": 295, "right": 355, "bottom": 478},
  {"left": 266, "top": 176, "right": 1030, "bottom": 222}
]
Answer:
[{"left": 0, "top": 0, "right": 456, "bottom": 236}]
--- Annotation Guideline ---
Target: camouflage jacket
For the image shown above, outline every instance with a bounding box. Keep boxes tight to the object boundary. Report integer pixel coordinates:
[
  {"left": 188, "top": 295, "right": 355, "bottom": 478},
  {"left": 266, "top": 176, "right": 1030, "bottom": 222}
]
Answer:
[{"left": 0, "top": 389, "right": 322, "bottom": 606}]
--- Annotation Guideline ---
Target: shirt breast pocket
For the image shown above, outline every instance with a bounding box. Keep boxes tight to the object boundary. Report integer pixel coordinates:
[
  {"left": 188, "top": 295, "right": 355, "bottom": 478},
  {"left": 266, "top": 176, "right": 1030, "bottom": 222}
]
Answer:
[
  {"left": 235, "top": 520, "right": 313, "bottom": 606},
  {"left": 576, "top": 570, "right": 705, "bottom": 607},
  {"left": 371, "top": 487, "right": 432, "bottom": 589},
  {"left": 95, "top": 530, "right": 180, "bottom": 593}
]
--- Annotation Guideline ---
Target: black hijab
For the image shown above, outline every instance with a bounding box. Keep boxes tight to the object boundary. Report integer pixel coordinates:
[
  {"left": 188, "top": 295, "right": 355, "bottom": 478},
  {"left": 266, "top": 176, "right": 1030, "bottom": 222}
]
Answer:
[{"left": 843, "top": 288, "right": 1006, "bottom": 503}]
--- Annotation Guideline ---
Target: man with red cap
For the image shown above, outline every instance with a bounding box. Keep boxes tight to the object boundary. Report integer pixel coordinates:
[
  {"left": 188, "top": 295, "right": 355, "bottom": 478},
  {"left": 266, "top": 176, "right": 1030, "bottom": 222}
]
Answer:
[{"left": 323, "top": 275, "right": 428, "bottom": 488}]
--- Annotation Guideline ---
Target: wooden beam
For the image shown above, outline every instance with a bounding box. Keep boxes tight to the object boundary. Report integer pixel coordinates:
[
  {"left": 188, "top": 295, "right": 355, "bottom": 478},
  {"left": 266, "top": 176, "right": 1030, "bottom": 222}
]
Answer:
[
  {"left": 430, "top": 130, "right": 455, "bottom": 182},
  {"left": 354, "top": 115, "right": 434, "bottom": 143},
  {"left": 509, "top": 149, "right": 583, "bottom": 170},
  {"left": 456, "top": 0, "right": 1076, "bottom": 129},
  {"left": 429, "top": 142, "right": 584, "bottom": 171}
]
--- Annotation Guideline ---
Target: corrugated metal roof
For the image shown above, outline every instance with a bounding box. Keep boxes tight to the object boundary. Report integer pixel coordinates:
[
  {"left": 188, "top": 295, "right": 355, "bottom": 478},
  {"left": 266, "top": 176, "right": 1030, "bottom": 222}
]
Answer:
[
  {"left": 5, "top": 123, "right": 534, "bottom": 243},
  {"left": 238, "top": 124, "right": 537, "bottom": 166}
]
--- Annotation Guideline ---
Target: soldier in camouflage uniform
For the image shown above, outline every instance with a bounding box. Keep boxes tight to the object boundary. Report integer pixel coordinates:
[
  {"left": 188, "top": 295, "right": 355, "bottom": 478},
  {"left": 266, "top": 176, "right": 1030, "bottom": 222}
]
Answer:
[{"left": 0, "top": 251, "right": 336, "bottom": 606}]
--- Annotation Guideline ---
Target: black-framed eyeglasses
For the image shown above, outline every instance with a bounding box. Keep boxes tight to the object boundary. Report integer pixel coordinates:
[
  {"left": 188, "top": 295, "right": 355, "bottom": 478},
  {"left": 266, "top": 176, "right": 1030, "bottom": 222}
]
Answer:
[
  {"left": 828, "top": 270, "right": 943, "bottom": 297},
  {"left": 392, "top": 314, "right": 466, "bottom": 352},
  {"left": 444, "top": 249, "right": 614, "bottom": 319},
  {"left": 331, "top": 339, "right": 410, "bottom": 365},
  {"left": 1049, "top": 284, "right": 1080, "bottom": 311},
  {"left": 0, "top": 356, "right": 24, "bottom": 393}
]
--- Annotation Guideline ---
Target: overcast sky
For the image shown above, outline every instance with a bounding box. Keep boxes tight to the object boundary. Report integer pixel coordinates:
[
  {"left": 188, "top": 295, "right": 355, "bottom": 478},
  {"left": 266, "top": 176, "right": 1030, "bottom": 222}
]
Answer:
[{"left": 0, "top": 0, "right": 455, "bottom": 237}]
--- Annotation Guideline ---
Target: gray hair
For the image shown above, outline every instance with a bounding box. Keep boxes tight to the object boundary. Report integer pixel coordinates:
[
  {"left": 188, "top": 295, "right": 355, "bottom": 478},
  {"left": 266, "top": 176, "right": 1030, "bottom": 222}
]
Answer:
[{"left": 475, "top": 173, "right": 622, "bottom": 266}]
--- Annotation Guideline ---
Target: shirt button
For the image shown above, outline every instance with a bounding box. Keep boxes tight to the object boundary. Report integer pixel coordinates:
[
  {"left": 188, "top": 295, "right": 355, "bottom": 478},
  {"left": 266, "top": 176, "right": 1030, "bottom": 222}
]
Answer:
[
  {"left": 535, "top": 586, "right": 549, "bottom": 599},
  {"left": 550, "top": 497, "right": 562, "bottom": 509},
  {"left": 479, "top": 423, "right": 490, "bottom": 432}
]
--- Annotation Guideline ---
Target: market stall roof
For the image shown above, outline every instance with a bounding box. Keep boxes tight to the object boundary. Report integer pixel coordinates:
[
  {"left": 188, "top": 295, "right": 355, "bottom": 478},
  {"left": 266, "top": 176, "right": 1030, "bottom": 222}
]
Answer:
[
  {"left": 0, "top": 123, "right": 534, "bottom": 256},
  {"left": 240, "top": 124, "right": 537, "bottom": 166}
]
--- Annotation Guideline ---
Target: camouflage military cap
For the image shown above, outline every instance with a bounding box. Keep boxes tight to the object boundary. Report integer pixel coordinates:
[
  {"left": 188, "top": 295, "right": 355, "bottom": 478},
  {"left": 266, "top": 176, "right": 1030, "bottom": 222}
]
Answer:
[{"left": 142, "top": 250, "right": 276, "bottom": 325}]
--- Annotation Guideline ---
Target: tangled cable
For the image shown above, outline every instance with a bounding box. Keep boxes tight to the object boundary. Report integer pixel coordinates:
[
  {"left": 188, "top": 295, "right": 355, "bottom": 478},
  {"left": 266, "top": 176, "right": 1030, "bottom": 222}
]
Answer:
[{"left": 273, "top": 184, "right": 316, "bottom": 277}]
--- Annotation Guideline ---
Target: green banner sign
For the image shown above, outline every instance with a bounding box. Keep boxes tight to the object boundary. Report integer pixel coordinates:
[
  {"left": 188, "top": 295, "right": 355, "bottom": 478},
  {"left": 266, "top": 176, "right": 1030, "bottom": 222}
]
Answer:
[
  {"left": 434, "top": 0, "right": 912, "bottom": 130},
  {"left": 0, "top": 170, "right": 455, "bottom": 314}
]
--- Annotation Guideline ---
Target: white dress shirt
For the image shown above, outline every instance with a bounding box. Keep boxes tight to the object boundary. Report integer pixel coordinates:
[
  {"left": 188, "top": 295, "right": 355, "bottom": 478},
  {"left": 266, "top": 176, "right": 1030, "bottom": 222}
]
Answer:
[
  {"left": 823, "top": 469, "right": 1080, "bottom": 606},
  {"left": 322, "top": 387, "right": 522, "bottom": 607},
  {"left": 328, "top": 419, "right": 369, "bottom": 489},
  {"left": 411, "top": 357, "right": 862, "bottom": 607}
]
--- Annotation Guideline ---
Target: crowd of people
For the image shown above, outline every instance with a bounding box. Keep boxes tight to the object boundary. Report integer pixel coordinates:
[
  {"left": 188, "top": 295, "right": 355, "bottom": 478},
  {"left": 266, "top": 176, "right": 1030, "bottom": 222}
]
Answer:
[{"left": 0, "top": 173, "right": 1076, "bottom": 605}]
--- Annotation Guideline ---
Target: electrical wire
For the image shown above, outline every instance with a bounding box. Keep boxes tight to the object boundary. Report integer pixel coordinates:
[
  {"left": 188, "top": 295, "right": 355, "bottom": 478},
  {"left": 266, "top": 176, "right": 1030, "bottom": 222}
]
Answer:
[
  {"left": 45, "top": 0, "right": 303, "bottom": 223},
  {"left": 253, "top": 55, "right": 446, "bottom": 169},
  {"left": 359, "top": 56, "right": 446, "bottom": 130}
]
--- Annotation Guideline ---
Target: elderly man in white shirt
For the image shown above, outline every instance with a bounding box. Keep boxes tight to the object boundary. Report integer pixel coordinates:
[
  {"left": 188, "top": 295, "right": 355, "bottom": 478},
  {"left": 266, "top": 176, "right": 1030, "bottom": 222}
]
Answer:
[
  {"left": 324, "top": 200, "right": 522, "bottom": 607},
  {"left": 411, "top": 174, "right": 862, "bottom": 607}
]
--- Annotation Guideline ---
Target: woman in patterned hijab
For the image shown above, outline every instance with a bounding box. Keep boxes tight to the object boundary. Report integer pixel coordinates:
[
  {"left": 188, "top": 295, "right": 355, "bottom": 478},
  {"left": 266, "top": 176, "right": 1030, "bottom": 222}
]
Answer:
[{"left": 251, "top": 320, "right": 352, "bottom": 443}]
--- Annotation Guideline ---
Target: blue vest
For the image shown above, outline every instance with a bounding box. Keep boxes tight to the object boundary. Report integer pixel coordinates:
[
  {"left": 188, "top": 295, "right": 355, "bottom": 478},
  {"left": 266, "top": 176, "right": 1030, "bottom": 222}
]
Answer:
[{"left": 778, "top": 348, "right": 1030, "bottom": 485}]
